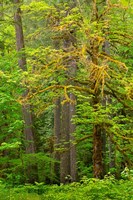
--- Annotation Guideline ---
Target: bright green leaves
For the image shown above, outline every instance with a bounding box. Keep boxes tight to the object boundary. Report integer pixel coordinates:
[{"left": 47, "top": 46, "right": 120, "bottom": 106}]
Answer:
[
  {"left": 21, "top": 1, "right": 50, "bottom": 13},
  {"left": 0, "top": 141, "right": 21, "bottom": 151}
]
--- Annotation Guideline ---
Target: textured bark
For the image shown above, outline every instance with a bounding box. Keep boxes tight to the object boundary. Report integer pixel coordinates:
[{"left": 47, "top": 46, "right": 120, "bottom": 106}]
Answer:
[
  {"left": 102, "top": 0, "right": 112, "bottom": 173},
  {"left": 60, "top": 94, "right": 77, "bottom": 183},
  {"left": 14, "top": 0, "right": 35, "bottom": 154},
  {"left": 56, "top": 93, "right": 77, "bottom": 184},
  {"left": 69, "top": 93, "right": 77, "bottom": 182},
  {"left": 22, "top": 104, "right": 35, "bottom": 153},
  {"left": 101, "top": 129, "right": 106, "bottom": 175},
  {"left": 0, "top": 1, "right": 4, "bottom": 56},
  {"left": 69, "top": 56, "right": 77, "bottom": 182},
  {"left": 60, "top": 101, "right": 70, "bottom": 183},
  {"left": 60, "top": 44, "right": 77, "bottom": 183},
  {"left": 14, "top": 0, "right": 26, "bottom": 70},
  {"left": 91, "top": 45, "right": 103, "bottom": 178},
  {"left": 92, "top": 52, "right": 103, "bottom": 178},
  {"left": 93, "top": 124, "right": 103, "bottom": 178},
  {"left": 91, "top": 0, "right": 111, "bottom": 178},
  {"left": 53, "top": 2, "right": 77, "bottom": 183},
  {"left": 108, "top": 136, "right": 115, "bottom": 169},
  {"left": 54, "top": 98, "right": 61, "bottom": 180},
  {"left": 101, "top": 97, "right": 107, "bottom": 175}
]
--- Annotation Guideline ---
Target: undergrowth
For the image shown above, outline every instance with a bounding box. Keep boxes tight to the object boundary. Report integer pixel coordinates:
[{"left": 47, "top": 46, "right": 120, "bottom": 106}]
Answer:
[{"left": 0, "top": 176, "right": 133, "bottom": 200}]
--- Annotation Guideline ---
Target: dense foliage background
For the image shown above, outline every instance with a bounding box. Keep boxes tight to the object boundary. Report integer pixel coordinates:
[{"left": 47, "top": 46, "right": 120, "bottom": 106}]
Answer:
[{"left": 0, "top": 0, "right": 133, "bottom": 198}]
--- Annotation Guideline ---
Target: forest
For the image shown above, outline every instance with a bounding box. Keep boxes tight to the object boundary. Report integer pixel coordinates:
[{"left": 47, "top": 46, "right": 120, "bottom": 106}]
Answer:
[{"left": 0, "top": 0, "right": 133, "bottom": 199}]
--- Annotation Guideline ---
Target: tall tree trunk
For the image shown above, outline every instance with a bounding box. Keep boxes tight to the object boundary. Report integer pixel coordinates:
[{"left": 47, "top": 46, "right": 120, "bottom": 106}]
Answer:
[
  {"left": 53, "top": 1, "right": 77, "bottom": 184},
  {"left": 54, "top": 66, "right": 77, "bottom": 184},
  {"left": 102, "top": 0, "right": 116, "bottom": 174},
  {"left": 69, "top": 56, "right": 77, "bottom": 182},
  {"left": 53, "top": 98, "right": 61, "bottom": 182},
  {"left": 101, "top": 97, "right": 107, "bottom": 176},
  {"left": 60, "top": 36, "right": 77, "bottom": 184},
  {"left": 91, "top": 0, "right": 112, "bottom": 179},
  {"left": 91, "top": 34, "right": 103, "bottom": 178},
  {"left": 60, "top": 91, "right": 77, "bottom": 184},
  {"left": 14, "top": 0, "right": 35, "bottom": 154},
  {"left": 60, "top": 101, "right": 70, "bottom": 183},
  {"left": 93, "top": 95, "right": 103, "bottom": 178},
  {"left": 69, "top": 93, "right": 77, "bottom": 182},
  {"left": 0, "top": 1, "right": 4, "bottom": 56},
  {"left": 108, "top": 135, "right": 115, "bottom": 169}
]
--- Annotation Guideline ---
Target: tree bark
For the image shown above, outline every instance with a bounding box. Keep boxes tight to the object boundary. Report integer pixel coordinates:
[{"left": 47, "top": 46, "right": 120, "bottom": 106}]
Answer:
[
  {"left": 69, "top": 93, "right": 77, "bottom": 182},
  {"left": 60, "top": 101, "right": 70, "bottom": 183},
  {"left": 54, "top": 98, "right": 61, "bottom": 181},
  {"left": 14, "top": 0, "right": 35, "bottom": 154},
  {"left": 60, "top": 36, "right": 77, "bottom": 184},
  {"left": 93, "top": 125, "right": 103, "bottom": 178},
  {"left": 53, "top": 1, "right": 77, "bottom": 184},
  {"left": 93, "top": 95, "right": 103, "bottom": 178},
  {"left": 0, "top": 1, "right": 4, "bottom": 56},
  {"left": 91, "top": 40, "right": 103, "bottom": 178},
  {"left": 91, "top": 0, "right": 112, "bottom": 179}
]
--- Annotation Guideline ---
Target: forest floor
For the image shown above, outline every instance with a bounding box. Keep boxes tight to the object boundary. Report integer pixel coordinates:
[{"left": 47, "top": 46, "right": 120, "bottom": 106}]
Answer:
[{"left": 0, "top": 177, "right": 133, "bottom": 200}]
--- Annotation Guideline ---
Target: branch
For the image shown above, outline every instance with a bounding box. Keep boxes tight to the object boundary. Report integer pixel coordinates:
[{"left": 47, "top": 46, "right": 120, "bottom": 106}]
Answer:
[
  {"left": 105, "top": 83, "right": 133, "bottom": 110},
  {"left": 21, "top": 84, "right": 94, "bottom": 102}
]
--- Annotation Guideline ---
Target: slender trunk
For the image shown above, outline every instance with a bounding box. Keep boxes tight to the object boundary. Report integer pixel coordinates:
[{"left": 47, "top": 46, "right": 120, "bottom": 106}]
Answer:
[
  {"left": 108, "top": 135, "right": 115, "bottom": 169},
  {"left": 91, "top": 43, "right": 103, "bottom": 178},
  {"left": 14, "top": 0, "right": 26, "bottom": 70},
  {"left": 53, "top": 98, "right": 61, "bottom": 182},
  {"left": 0, "top": 3, "right": 8, "bottom": 175},
  {"left": 101, "top": 97, "right": 107, "bottom": 176},
  {"left": 69, "top": 56, "right": 77, "bottom": 182},
  {"left": 14, "top": 0, "right": 35, "bottom": 154},
  {"left": 102, "top": 0, "right": 115, "bottom": 174},
  {"left": 93, "top": 95, "right": 103, "bottom": 178},
  {"left": 0, "top": 1, "right": 4, "bottom": 56},
  {"left": 69, "top": 93, "right": 77, "bottom": 182},
  {"left": 93, "top": 125, "right": 103, "bottom": 178}
]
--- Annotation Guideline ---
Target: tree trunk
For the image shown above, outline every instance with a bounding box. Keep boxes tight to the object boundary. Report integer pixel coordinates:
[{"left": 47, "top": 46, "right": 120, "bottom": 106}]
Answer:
[
  {"left": 91, "top": 41, "right": 103, "bottom": 178},
  {"left": 69, "top": 93, "right": 77, "bottom": 182},
  {"left": 108, "top": 135, "right": 115, "bottom": 169},
  {"left": 92, "top": 94, "right": 103, "bottom": 178},
  {"left": 53, "top": 98, "right": 61, "bottom": 182},
  {"left": 14, "top": 0, "right": 35, "bottom": 154},
  {"left": 91, "top": 0, "right": 112, "bottom": 178},
  {"left": 60, "top": 39, "right": 77, "bottom": 183},
  {"left": 53, "top": 1, "right": 77, "bottom": 183},
  {"left": 101, "top": 97, "right": 107, "bottom": 176},
  {"left": 60, "top": 101, "right": 70, "bottom": 183},
  {"left": 0, "top": 1, "right": 4, "bottom": 56},
  {"left": 91, "top": 35, "right": 103, "bottom": 178},
  {"left": 93, "top": 125, "right": 103, "bottom": 178}
]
